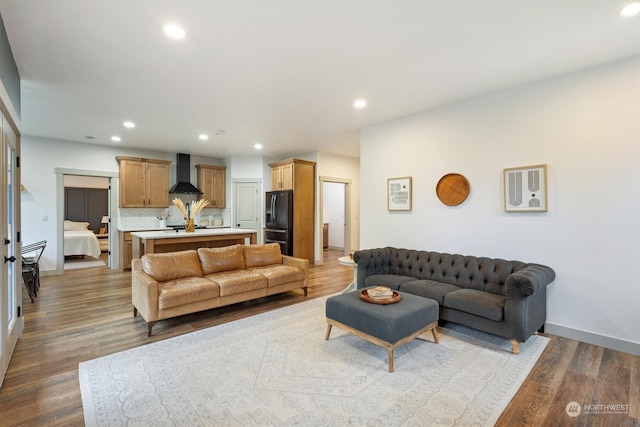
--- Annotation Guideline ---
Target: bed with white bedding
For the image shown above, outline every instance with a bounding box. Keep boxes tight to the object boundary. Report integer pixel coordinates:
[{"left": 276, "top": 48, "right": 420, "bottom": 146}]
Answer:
[{"left": 64, "top": 221, "right": 101, "bottom": 259}]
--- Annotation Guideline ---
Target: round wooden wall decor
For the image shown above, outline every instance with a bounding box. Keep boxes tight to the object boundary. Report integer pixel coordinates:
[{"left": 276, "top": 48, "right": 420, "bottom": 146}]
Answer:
[{"left": 436, "top": 173, "right": 470, "bottom": 206}]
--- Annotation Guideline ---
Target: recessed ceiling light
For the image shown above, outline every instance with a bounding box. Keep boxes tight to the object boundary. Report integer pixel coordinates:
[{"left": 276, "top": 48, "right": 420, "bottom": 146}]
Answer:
[
  {"left": 354, "top": 99, "right": 367, "bottom": 109},
  {"left": 111, "top": 136, "right": 121, "bottom": 142},
  {"left": 123, "top": 121, "right": 135, "bottom": 128},
  {"left": 254, "top": 143, "right": 263, "bottom": 150},
  {"left": 619, "top": 1, "right": 640, "bottom": 16},
  {"left": 199, "top": 134, "right": 209, "bottom": 141},
  {"left": 164, "top": 24, "right": 186, "bottom": 39}
]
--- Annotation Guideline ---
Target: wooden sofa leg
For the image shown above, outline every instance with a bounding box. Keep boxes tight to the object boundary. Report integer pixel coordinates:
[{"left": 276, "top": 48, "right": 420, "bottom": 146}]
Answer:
[
  {"left": 147, "top": 321, "right": 156, "bottom": 337},
  {"left": 510, "top": 339, "right": 521, "bottom": 354},
  {"left": 303, "top": 287, "right": 308, "bottom": 296},
  {"left": 133, "top": 306, "right": 138, "bottom": 317}
]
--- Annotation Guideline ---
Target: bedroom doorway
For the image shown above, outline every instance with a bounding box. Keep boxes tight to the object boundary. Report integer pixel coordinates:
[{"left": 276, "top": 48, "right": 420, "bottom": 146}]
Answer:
[
  {"left": 54, "top": 168, "right": 118, "bottom": 274},
  {"left": 63, "top": 176, "right": 109, "bottom": 270}
]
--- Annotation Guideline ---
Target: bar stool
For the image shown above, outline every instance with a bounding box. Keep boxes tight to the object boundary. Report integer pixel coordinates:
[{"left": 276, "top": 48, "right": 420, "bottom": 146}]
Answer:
[
  {"left": 22, "top": 265, "right": 36, "bottom": 303},
  {"left": 21, "top": 240, "right": 46, "bottom": 290}
]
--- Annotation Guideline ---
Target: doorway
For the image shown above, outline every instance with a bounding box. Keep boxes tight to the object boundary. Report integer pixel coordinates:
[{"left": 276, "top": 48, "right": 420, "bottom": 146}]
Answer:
[
  {"left": 54, "top": 168, "right": 118, "bottom": 274},
  {"left": 63, "top": 176, "right": 110, "bottom": 270},
  {"left": 318, "top": 176, "right": 351, "bottom": 265},
  {"left": 323, "top": 182, "right": 346, "bottom": 250}
]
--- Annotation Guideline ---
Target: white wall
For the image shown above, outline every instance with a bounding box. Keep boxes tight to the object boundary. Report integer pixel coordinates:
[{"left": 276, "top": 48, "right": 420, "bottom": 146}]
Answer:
[
  {"left": 359, "top": 57, "right": 640, "bottom": 355},
  {"left": 228, "top": 156, "right": 265, "bottom": 178},
  {"left": 63, "top": 175, "right": 109, "bottom": 189}
]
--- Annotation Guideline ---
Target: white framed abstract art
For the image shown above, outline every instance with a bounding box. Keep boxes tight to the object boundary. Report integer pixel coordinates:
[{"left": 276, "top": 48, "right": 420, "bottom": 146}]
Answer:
[
  {"left": 387, "top": 176, "right": 412, "bottom": 211},
  {"left": 503, "top": 164, "right": 548, "bottom": 212}
]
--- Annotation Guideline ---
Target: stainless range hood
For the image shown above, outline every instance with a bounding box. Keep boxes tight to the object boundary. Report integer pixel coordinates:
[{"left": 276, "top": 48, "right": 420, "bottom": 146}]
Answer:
[{"left": 169, "top": 153, "right": 203, "bottom": 194}]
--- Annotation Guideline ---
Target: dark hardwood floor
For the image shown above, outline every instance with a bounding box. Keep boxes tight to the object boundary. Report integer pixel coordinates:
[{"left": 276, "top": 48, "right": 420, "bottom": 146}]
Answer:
[{"left": 1, "top": 248, "right": 638, "bottom": 426}]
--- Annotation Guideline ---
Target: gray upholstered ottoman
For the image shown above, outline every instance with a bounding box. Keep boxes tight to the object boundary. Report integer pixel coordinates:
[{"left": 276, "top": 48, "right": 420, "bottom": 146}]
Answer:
[{"left": 325, "top": 289, "right": 439, "bottom": 372}]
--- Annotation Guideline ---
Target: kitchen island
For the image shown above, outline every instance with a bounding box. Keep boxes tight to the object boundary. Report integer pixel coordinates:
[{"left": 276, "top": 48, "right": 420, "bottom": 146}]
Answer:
[{"left": 130, "top": 228, "right": 258, "bottom": 259}]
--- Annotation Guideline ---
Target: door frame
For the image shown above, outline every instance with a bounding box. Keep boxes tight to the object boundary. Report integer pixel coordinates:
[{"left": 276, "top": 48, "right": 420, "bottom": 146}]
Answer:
[
  {"left": 0, "top": 93, "right": 21, "bottom": 388},
  {"left": 54, "top": 168, "right": 118, "bottom": 274},
  {"left": 318, "top": 176, "right": 352, "bottom": 264}
]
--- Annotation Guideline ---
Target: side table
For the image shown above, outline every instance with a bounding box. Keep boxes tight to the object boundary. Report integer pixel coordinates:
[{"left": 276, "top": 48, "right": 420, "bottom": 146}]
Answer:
[{"left": 338, "top": 255, "right": 357, "bottom": 293}]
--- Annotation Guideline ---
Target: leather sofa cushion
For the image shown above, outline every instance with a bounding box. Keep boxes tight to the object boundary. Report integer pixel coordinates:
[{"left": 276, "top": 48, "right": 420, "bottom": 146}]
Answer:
[
  {"left": 248, "top": 265, "right": 305, "bottom": 287},
  {"left": 206, "top": 270, "right": 267, "bottom": 296},
  {"left": 400, "top": 280, "right": 461, "bottom": 305},
  {"left": 198, "top": 245, "right": 245, "bottom": 274},
  {"left": 244, "top": 243, "right": 282, "bottom": 268},
  {"left": 142, "top": 250, "right": 203, "bottom": 282},
  {"left": 158, "top": 277, "right": 220, "bottom": 310},
  {"left": 443, "top": 289, "right": 506, "bottom": 322}
]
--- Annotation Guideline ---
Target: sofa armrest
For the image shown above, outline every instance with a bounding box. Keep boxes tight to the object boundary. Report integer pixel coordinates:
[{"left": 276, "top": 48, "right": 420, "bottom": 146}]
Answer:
[
  {"left": 505, "top": 264, "right": 555, "bottom": 298},
  {"left": 131, "top": 263, "right": 160, "bottom": 321},
  {"left": 282, "top": 255, "right": 310, "bottom": 286},
  {"left": 353, "top": 248, "right": 392, "bottom": 288}
]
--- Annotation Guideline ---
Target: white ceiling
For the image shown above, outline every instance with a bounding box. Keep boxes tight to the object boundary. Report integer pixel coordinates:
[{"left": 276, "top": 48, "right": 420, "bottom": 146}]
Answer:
[{"left": 0, "top": 1, "right": 638, "bottom": 159}]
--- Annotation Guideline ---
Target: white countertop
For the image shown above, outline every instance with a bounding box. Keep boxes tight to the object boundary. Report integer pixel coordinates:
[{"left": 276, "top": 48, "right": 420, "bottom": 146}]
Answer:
[
  {"left": 118, "top": 225, "right": 230, "bottom": 232},
  {"left": 130, "top": 227, "right": 258, "bottom": 240}
]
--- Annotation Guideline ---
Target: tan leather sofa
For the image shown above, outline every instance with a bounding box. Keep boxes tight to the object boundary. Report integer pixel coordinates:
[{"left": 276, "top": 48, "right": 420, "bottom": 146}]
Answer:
[{"left": 132, "top": 243, "right": 309, "bottom": 336}]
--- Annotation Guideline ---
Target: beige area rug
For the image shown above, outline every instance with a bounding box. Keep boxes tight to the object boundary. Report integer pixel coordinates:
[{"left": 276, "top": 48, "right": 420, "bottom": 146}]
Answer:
[
  {"left": 79, "top": 295, "right": 548, "bottom": 426},
  {"left": 64, "top": 258, "right": 106, "bottom": 270}
]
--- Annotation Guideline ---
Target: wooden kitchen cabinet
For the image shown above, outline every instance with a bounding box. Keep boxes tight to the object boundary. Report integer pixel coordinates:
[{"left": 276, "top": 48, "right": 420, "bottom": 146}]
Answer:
[
  {"left": 270, "top": 161, "right": 294, "bottom": 190},
  {"left": 196, "top": 164, "right": 226, "bottom": 208},
  {"left": 117, "top": 156, "right": 171, "bottom": 208},
  {"left": 323, "top": 223, "right": 329, "bottom": 248},
  {"left": 119, "top": 231, "right": 133, "bottom": 270},
  {"left": 268, "top": 159, "right": 316, "bottom": 262}
]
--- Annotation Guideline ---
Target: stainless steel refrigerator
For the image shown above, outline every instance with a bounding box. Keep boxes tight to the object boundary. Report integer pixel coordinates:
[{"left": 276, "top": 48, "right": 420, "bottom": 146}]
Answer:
[{"left": 264, "top": 190, "right": 293, "bottom": 255}]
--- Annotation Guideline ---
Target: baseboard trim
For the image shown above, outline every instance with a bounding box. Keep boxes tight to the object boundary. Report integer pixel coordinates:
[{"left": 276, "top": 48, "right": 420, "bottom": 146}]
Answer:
[
  {"left": 545, "top": 322, "right": 640, "bottom": 356},
  {"left": 41, "top": 268, "right": 63, "bottom": 277}
]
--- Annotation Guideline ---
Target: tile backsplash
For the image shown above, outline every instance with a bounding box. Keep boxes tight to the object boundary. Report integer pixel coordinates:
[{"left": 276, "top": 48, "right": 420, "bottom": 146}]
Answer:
[{"left": 118, "top": 196, "right": 228, "bottom": 229}]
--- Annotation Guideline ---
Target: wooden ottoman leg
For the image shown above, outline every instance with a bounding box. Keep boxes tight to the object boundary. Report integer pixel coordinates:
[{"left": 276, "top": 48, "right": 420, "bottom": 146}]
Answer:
[
  {"left": 325, "top": 324, "right": 333, "bottom": 340},
  {"left": 431, "top": 326, "right": 439, "bottom": 344},
  {"left": 388, "top": 349, "right": 394, "bottom": 373}
]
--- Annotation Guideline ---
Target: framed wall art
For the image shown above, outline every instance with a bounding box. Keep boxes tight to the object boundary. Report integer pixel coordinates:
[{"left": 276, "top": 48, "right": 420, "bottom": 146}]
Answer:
[
  {"left": 503, "top": 164, "right": 548, "bottom": 212},
  {"left": 387, "top": 176, "right": 412, "bottom": 211}
]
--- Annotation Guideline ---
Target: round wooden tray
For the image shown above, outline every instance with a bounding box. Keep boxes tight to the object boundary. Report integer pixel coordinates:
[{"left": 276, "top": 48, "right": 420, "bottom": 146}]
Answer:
[
  {"left": 436, "top": 173, "right": 470, "bottom": 206},
  {"left": 359, "top": 289, "right": 402, "bottom": 304}
]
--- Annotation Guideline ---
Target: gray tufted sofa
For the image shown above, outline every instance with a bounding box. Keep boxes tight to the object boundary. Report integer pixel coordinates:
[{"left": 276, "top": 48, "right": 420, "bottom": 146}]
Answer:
[{"left": 353, "top": 247, "right": 555, "bottom": 353}]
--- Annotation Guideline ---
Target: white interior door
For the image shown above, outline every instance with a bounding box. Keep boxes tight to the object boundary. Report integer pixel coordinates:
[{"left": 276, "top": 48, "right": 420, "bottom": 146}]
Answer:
[
  {"left": 1, "top": 113, "right": 21, "bottom": 387},
  {"left": 234, "top": 181, "right": 260, "bottom": 236}
]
